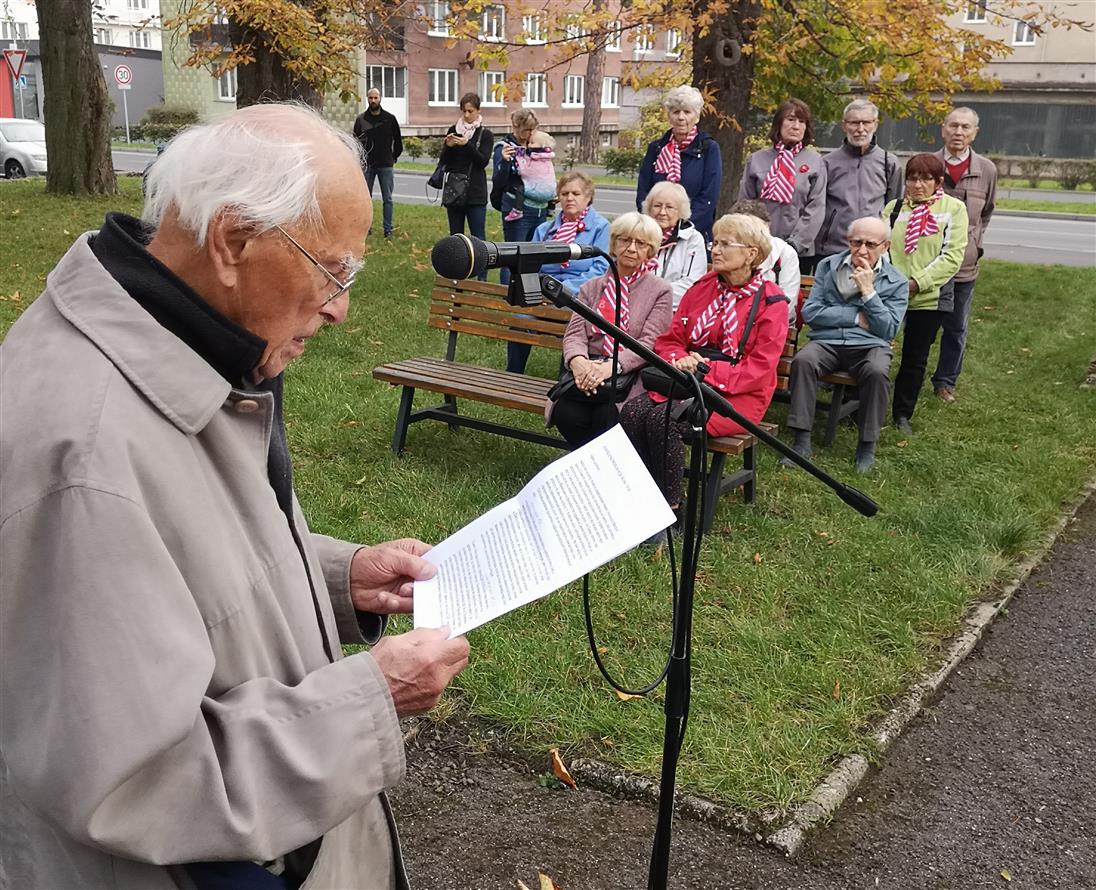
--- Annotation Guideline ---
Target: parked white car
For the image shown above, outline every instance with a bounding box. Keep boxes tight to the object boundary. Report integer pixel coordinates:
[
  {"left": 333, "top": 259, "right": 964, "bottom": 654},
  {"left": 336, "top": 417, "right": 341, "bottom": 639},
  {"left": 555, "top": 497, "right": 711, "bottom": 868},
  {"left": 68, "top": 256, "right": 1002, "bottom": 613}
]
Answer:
[{"left": 0, "top": 118, "right": 47, "bottom": 178}]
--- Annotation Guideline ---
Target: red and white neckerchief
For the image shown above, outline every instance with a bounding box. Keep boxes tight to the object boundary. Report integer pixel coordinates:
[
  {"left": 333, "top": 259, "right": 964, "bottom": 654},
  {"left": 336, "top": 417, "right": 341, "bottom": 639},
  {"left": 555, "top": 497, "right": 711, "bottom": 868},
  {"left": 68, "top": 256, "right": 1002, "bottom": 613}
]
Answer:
[
  {"left": 660, "top": 225, "right": 678, "bottom": 246},
  {"left": 653, "top": 126, "right": 698, "bottom": 183},
  {"left": 759, "top": 142, "right": 801, "bottom": 204},
  {"left": 551, "top": 207, "right": 589, "bottom": 268},
  {"left": 903, "top": 188, "right": 944, "bottom": 254},
  {"left": 595, "top": 260, "right": 657, "bottom": 356},
  {"left": 688, "top": 272, "right": 763, "bottom": 358}
]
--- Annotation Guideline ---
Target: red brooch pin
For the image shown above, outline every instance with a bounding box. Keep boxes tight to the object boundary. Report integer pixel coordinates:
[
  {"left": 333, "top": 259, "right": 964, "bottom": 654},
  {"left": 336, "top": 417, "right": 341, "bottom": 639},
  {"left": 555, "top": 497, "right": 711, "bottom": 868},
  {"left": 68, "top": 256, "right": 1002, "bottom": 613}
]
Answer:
[{"left": 799, "top": 164, "right": 810, "bottom": 173}]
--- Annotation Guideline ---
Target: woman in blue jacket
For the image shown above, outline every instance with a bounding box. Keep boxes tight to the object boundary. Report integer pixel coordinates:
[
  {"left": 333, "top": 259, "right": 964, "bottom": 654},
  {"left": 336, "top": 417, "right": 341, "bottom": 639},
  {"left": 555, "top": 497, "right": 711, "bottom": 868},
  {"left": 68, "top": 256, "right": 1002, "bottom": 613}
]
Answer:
[
  {"left": 636, "top": 85, "right": 722, "bottom": 246},
  {"left": 506, "top": 172, "right": 610, "bottom": 373}
]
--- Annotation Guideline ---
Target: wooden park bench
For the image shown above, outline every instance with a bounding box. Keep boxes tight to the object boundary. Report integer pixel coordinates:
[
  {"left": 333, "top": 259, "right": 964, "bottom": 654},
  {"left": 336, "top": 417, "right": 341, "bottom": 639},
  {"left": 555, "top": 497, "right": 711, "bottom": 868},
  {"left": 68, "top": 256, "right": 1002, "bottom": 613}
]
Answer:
[{"left": 372, "top": 274, "right": 776, "bottom": 532}]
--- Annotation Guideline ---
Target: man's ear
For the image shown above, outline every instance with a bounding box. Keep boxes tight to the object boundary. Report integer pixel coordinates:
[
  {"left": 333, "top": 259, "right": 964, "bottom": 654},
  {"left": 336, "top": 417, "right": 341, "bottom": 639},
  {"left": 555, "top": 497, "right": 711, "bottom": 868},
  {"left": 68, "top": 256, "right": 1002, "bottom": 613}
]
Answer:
[{"left": 205, "top": 212, "right": 252, "bottom": 289}]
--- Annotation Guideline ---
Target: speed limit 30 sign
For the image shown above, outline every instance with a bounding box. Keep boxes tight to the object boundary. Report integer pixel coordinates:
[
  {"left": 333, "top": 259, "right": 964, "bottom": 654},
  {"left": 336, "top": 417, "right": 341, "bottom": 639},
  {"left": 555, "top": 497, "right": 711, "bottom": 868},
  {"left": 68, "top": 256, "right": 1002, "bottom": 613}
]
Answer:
[{"left": 114, "top": 64, "right": 133, "bottom": 90}]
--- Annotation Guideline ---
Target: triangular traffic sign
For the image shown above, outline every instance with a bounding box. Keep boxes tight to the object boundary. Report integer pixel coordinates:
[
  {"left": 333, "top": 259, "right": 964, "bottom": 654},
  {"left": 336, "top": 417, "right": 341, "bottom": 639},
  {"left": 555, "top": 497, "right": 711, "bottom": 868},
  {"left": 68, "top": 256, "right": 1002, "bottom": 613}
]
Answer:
[{"left": 3, "top": 48, "right": 27, "bottom": 81}]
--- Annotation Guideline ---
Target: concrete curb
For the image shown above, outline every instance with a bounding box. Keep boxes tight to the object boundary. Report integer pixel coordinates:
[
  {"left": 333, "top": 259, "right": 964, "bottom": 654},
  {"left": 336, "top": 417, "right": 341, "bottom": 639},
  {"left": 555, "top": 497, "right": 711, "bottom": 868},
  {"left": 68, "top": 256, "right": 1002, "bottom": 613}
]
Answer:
[
  {"left": 568, "top": 476, "right": 1096, "bottom": 858},
  {"left": 994, "top": 209, "right": 1094, "bottom": 222}
]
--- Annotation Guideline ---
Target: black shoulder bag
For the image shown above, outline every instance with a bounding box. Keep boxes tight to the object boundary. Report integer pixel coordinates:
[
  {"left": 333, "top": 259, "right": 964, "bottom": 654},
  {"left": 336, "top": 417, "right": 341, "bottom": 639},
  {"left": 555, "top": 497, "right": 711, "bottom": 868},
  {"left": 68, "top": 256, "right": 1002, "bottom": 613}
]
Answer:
[{"left": 442, "top": 128, "right": 484, "bottom": 208}]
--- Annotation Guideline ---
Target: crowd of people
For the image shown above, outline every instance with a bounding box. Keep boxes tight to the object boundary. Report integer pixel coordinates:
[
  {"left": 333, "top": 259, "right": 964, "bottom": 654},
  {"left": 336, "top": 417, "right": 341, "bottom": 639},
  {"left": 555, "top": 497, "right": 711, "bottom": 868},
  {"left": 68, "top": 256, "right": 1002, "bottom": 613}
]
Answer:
[
  {"left": 392, "top": 87, "right": 994, "bottom": 485},
  {"left": 0, "top": 90, "right": 1001, "bottom": 890}
]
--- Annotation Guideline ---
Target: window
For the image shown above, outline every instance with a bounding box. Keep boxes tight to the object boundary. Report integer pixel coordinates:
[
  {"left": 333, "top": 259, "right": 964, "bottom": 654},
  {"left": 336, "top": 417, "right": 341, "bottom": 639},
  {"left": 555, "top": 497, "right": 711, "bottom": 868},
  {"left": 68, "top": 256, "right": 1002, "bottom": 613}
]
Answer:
[
  {"left": 633, "top": 27, "right": 655, "bottom": 55},
  {"left": 479, "top": 70, "right": 506, "bottom": 105},
  {"left": 523, "top": 72, "right": 547, "bottom": 106},
  {"left": 366, "top": 65, "right": 406, "bottom": 99},
  {"left": 128, "top": 29, "right": 151, "bottom": 48},
  {"left": 480, "top": 4, "right": 505, "bottom": 41},
  {"left": 127, "top": 0, "right": 149, "bottom": 9},
  {"left": 1, "top": 21, "right": 29, "bottom": 40},
  {"left": 93, "top": 27, "right": 113, "bottom": 43},
  {"left": 564, "top": 20, "right": 587, "bottom": 40},
  {"left": 426, "top": 0, "right": 449, "bottom": 36},
  {"left": 563, "top": 74, "right": 584, "bottom": 106},
  {"left": 667, "top": 28, "right": 683, "bottom": 56},
  {"left": 964, "top": 0, "right": 987, "bottom": 23},
  {"left": 604, "top": 21, "right": 621, "bottom": 51},
  {"left": 428, "top": 68, "right": 458, "bottom": 105},
  {"left": 1013, "top": 19, "right": 1036, "bottom": 45},
  {"left": 217, "top": 67, "right": 237, "bottom": 102},
  {"left": 522, "top": 14, "right": 544, "bottom": 43},
  {"left": 601, "top": 76, "right": 619, "bottom": 107}
]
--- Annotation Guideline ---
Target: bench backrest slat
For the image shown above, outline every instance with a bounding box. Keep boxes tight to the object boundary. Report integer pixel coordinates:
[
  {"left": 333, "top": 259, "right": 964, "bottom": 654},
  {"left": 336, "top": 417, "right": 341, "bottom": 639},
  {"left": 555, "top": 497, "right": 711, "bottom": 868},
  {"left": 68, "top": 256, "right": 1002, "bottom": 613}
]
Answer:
[{"left": 428, "top": 304, "right": 570, "bottom": 336}]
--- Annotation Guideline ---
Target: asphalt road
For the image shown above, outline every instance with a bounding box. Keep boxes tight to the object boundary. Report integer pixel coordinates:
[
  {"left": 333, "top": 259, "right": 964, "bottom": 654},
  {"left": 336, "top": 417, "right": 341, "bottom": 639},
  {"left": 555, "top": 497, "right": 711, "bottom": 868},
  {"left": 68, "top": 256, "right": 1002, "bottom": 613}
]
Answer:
[{"left": 111, "top": 151, "right": 1096, "bottom": 268}]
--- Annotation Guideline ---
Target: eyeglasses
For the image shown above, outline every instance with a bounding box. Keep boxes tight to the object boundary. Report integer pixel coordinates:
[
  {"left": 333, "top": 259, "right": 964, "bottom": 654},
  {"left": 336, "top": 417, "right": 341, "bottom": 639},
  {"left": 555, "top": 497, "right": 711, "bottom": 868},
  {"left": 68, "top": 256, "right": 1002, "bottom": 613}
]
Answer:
[
  {"left": 274, "top": 224, "right": 358, "bottom": 304},
  {"left": 842, "top": 118, "right": 877, "bottom": 129},
  {"left": 848, "top": 238, "right": 886, "bottom": 249},
  {"left": 616, "top": 236, "right": 651, "bottom": 249},
  {"left": 711, "top": 240, "right": 751, "bottom": 251}
]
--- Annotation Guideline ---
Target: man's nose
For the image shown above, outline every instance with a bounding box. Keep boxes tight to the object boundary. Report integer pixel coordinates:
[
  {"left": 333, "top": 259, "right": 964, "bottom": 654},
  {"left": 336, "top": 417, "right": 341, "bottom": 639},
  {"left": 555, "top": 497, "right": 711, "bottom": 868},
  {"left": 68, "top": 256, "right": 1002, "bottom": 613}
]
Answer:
[{"left": 321, "top": 291, "right": 351, "bottom": 324}]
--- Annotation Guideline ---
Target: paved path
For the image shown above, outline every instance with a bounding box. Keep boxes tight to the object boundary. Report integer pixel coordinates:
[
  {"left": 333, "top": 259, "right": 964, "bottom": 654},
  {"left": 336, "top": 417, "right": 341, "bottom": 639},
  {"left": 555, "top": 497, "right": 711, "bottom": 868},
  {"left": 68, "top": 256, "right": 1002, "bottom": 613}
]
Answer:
[{"left": 393, "top": 491, "right": 1096, "bottom": 888}]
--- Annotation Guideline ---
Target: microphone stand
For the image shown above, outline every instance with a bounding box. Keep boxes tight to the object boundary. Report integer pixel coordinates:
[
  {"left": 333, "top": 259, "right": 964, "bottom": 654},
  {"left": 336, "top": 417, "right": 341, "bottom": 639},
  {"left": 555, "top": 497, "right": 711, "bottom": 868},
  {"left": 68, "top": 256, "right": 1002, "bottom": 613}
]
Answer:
[{"left": 521, "top": 259, "right": 878, "bottom": 890}]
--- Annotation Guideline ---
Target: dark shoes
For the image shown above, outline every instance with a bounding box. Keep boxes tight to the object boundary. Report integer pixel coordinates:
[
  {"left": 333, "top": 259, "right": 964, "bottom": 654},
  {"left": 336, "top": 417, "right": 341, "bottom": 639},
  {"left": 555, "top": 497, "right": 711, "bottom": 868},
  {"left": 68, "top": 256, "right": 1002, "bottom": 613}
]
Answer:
[
  {"left": 934, "top": 386, "right": 956, "bottom": 403},
  {"left": 780, "top": 431, "right": 812, "bottom": 469},
  {"left": 855, "top": 442, "right": 876, "bottom": 475},
  {"left": 894, "top": 416, "right": 913, "bottom": 436}
]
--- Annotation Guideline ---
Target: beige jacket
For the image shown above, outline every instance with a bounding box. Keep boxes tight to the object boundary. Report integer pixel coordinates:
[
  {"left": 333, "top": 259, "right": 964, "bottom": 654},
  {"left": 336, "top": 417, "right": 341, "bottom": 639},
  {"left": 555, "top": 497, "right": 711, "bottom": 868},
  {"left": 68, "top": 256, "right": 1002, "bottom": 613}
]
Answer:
[
  {"left": 0, "top": 235, "right": 406, "bottom": 889},
  {"left": 935, "top": 147, "right": 997, "bottom": 282}
]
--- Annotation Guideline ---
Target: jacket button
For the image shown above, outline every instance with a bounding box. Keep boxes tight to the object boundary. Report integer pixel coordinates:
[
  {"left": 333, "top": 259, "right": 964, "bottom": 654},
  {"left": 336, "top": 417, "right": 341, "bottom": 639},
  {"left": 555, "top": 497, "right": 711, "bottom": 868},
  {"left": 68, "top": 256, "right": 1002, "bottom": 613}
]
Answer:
[{"left": 234, "top": 399, "right": 260, "bottom": 414}]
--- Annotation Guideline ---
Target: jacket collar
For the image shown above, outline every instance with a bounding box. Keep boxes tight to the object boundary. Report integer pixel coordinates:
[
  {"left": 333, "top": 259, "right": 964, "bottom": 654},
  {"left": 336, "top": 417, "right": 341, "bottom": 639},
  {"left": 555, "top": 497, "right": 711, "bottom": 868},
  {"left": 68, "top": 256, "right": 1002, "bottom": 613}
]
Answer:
[
  {"left": 840, "top": 137, "right": 879, "bottom": 158},
  {"left": 46, "top": 234, "right": 234, "bottom": 436}
]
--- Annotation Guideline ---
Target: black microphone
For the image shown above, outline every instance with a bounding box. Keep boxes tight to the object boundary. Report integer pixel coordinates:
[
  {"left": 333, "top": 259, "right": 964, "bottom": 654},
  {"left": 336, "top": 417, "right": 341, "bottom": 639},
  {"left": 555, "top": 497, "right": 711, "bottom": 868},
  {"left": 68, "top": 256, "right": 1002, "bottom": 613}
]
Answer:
[{"left": 431, "top": 234, "right": 600, "bottom": 280}]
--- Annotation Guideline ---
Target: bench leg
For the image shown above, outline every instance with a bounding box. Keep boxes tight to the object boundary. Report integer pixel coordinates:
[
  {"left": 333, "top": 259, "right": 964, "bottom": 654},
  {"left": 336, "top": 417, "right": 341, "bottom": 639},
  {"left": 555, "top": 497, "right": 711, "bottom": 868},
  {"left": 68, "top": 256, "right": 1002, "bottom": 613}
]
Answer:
[
  {"left": 442, "top": 394, "right": 460, "bottom": 431},
  {"left": 742, "top": 440, "right": 757, "bottom": 505},
  {"left": 392, "top": 386, "right": 415, "bottom": 455},
  {"left": 823, "top": 383, "right": 846, "bottom": 447},
  {"left": 701, "top": 452, "right": 726, "bottom": 534}
]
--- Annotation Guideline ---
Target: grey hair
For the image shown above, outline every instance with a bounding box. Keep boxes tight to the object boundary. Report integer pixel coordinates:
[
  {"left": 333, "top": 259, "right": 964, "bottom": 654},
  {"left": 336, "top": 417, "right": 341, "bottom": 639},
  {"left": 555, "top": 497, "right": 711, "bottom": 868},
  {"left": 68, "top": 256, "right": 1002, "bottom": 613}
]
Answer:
[
  {"left": 609, "top": 211, "right": 663, "bottom": 256},
  {"left": 843, "top": 98, "right": 879, "bottom": 120},
  {"left": 663, "top": 85, "right": 704, "bottom": 115},
  {"left": 642, "top": 181, "right": 692, "bottom": 221},
  {"left": 141, "top": 102, "right": 362, "bottom": 245},
  {"left": 947, "top": 106, "right": 980, "bottom": 126}
]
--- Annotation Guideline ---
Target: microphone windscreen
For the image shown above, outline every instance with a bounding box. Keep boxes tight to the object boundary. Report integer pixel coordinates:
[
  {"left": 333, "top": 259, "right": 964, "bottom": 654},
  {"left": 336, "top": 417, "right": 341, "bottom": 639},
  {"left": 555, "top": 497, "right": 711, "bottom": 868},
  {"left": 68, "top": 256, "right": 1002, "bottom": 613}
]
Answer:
[{"left": 431, "top": 235, "right": 486, "bottom": 280}]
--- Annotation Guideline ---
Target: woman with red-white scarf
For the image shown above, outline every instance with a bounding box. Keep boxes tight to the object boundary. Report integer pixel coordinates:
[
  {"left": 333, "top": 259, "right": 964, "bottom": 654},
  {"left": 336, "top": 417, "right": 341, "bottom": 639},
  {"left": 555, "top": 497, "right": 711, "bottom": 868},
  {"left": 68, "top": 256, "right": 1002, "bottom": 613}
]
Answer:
[
  {"left": 883, "top": 153, "right": 968, "bottom": 434},
  {"left": 620, "top": 214, "right": 790, "bottom": 529},
  {"left": 546, "top": 212, "right": 672, "bottom": 448},
  {"left": 739, "top": 98, "right": 827, "bottom": 260},
  {"left": 636, "top": 85, "right": 722, "bottom": 246}
]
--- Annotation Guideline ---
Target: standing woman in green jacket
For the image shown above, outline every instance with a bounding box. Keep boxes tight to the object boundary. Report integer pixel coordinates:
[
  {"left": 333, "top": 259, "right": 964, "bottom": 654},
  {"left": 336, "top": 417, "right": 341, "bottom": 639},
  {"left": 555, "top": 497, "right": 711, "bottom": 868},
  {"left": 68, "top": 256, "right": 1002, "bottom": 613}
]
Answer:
[{"left": 883, "top": 153, "right": 968, "bottom": 434}]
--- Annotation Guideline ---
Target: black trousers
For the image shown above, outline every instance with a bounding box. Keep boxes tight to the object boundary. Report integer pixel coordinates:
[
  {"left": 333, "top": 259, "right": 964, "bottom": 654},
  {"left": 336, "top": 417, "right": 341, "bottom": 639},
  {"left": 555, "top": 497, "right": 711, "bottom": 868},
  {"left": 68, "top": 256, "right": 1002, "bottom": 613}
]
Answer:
[
  {"left": 892, "top": 309, "right": 945, "bottom": 421},
  {"left": 551, "top": 399, "right": 621, "bottom": 449}
]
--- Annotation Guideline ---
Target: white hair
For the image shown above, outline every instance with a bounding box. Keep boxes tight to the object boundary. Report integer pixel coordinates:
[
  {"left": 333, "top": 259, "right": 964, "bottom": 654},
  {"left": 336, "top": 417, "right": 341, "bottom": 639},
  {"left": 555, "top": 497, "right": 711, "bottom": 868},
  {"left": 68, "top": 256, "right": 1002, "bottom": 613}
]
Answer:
[
  {"left": 642, "top": 181, "right": 692, "bottom": 221},
  {"left": 843, "top": 98, "right": 879, "bottom": 120},
  {"left": 141, "top": 102, "right": 363, "bottom": 245},
  {"left": 663, "top": 85, "right": 704, "bottom": 115},
  {"left": 947, "top": 106, "right": 980, "bottom": 127}
]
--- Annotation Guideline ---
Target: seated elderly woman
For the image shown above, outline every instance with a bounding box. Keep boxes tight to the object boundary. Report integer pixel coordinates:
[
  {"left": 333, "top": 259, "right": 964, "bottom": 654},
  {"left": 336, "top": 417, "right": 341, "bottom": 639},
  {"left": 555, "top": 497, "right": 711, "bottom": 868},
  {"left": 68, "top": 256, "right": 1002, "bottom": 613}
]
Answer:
[
  {"left": 507, "top": 171, "right": 610, "bottom": 373},
  {"left": 642, "top": 181, "right": 707, "bottom": 310},
  {"left": 620, "top": 213, "right": 790, "bottom": 522},
  {"left": 546, "top": 212, "right": 673, "bottom": 448}
]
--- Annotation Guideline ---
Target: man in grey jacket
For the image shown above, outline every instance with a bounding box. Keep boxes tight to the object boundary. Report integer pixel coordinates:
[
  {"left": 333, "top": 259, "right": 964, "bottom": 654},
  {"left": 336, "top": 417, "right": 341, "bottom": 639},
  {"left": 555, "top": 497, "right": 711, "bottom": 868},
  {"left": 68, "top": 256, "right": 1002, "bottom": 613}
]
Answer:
[
  {"left": 814, "top": 99, "right": 903, "bottom": 262},
  {"left": 0, "top": 103, "right": 468, "bottom": 889},
  {"left": 784, "top": 217, "right": 909, "bottom": 473},
  {"left": 930, "top": 106, "right": 998, "bottom": 403}
]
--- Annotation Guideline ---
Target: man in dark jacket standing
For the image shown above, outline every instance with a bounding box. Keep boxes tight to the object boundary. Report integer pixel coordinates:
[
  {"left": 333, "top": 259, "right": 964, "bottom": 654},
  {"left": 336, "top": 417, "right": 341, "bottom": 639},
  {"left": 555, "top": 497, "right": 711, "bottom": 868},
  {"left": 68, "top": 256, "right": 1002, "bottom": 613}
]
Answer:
[
  {"left": 931, "top": 106, "right": 997, "bottom": 403},
  {"left": 353, "top": 88, "right": 403, "bottom": 238},
  {"left": 813, "top": 99, "right": 902, "bottom": 265}
]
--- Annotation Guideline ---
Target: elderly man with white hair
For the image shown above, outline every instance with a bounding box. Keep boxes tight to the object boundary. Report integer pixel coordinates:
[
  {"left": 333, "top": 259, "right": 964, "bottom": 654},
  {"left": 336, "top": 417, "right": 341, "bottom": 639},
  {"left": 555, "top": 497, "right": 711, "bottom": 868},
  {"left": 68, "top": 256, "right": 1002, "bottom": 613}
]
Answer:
[
  {"left": 784, "top": 217, "right": 909, "bottom": 473},
  {"left": 636, "top": 84, "right": 722, "bottom": 245},
  {"left": 0, "top": 103, "right": 469, "bottom": 889},
  {"left": 813, "top": 98, "right": 903, "bottom": 264}
]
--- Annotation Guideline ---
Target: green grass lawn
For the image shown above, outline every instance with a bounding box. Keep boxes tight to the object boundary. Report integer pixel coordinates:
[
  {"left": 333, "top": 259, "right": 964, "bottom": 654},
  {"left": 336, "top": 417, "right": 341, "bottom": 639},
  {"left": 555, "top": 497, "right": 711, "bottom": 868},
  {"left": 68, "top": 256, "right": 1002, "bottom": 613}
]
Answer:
[
  {"left": 3, "top": 179, "right": 1095, "bottom": 814},
  {"left": 996, "top": 198, "right": 1095, "bottom": 216}
]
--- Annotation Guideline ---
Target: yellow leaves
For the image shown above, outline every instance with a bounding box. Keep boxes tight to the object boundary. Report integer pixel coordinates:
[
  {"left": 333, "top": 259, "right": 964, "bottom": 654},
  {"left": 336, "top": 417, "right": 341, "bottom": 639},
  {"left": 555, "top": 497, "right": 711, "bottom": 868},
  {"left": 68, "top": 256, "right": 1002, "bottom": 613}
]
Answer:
[
  {"left": 0, "top": 291, "right": 23, "bottom": 303},
  {"left": 1000, "top": 868, "right": 1012, "bottom": 881},
  {"left": 831, "top": 679, "right": 842, "bottom": 700},
  {"left": 614, "top": 689, "right": 642, "bottom": 702},
  {"left": 548, "top": 748, "right": 577, "bottom": 789},
  {"left": 752, "top": 552, "right": 763, "bottom": 565},
  {"left": 516, "top": 874, "right": 562, "bottom": 890}
]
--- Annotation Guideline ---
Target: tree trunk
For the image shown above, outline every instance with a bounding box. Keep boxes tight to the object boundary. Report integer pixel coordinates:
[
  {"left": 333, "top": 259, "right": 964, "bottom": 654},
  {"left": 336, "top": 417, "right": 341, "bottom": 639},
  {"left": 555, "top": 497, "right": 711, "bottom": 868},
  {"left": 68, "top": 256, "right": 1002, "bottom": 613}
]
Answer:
[
  {"left": 36, "top": 0, "right": 116, "bottom": 196},
  {"left": 230, "top": 20, "right": 321, "bottom": 108},
  {"left": 577, "top": 4, "right": 607, "bottom": 165},
  {"left": 693, "top": 2, "right": 760, "bottom": 214}
]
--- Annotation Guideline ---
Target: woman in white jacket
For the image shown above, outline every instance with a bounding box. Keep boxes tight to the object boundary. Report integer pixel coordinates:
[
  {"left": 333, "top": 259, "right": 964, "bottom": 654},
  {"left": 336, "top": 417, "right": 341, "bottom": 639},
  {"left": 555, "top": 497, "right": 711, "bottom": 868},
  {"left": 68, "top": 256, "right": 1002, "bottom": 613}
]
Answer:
[{"left": 642, "top": 181, "right": 707, "bottom": 309}]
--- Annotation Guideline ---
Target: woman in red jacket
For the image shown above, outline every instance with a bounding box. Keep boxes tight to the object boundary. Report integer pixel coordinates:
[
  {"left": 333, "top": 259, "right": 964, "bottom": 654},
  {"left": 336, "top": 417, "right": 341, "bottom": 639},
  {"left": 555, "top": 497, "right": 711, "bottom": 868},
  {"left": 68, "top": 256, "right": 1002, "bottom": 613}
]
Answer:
[{"left": 620, "top": 213, "right": 790, "bottom": 514}]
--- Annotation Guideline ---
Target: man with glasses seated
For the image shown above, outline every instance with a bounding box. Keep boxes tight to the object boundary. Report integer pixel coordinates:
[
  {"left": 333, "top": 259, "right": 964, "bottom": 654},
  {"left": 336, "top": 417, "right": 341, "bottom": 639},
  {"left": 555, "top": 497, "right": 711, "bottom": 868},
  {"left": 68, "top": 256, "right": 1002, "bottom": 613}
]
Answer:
[
  {"left": 783, "top": 217, "right": 909, "bottom": 474},
  {"left": 810, "top": 99, "right": 902, "bottom": 272}
]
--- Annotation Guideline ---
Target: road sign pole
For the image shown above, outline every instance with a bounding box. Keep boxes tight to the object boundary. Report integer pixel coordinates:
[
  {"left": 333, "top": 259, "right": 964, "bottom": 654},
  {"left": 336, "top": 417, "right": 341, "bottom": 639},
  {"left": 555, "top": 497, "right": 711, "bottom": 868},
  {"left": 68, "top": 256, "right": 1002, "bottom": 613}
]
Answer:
[{"left": 122, "top": 89, "right": 130, "bottom": 143}]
